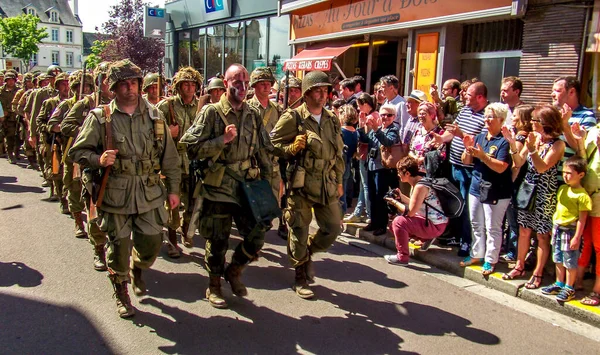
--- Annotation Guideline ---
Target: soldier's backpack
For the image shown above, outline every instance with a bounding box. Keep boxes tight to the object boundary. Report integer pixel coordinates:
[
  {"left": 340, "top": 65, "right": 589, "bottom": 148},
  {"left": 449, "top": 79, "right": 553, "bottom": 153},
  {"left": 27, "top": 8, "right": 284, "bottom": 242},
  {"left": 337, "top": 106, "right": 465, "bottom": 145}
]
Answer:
[{"left": 416, "top": 177, "right": 464, "bottom": 221}]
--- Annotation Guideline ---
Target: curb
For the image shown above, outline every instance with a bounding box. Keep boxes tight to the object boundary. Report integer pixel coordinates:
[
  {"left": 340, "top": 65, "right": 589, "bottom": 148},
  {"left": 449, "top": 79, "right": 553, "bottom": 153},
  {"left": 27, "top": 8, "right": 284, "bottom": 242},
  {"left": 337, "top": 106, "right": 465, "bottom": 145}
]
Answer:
[{"left": 343, "top": 222, "right": 600, "bottom": 327}]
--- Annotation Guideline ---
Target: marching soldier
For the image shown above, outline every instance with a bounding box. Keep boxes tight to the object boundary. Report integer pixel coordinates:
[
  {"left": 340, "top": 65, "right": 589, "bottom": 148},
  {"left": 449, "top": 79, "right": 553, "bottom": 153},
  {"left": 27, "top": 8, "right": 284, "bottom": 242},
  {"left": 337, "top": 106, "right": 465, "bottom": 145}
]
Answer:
[
  {"left": 270, "top": 70, "right": 345, "bottom": 300},
  {"left": 142, "top": 73, "right": 165, "bottom": 106},
  {"left": 48, "top": 71, "right": 94, "bottom": 238},
  {"left": 180, "top": 63, "right": 272, "bottom": 309},
  {"left": 36, "top": 72, "right": 70, "bottom": 204},
  {"left": 206, "top": 77, "right": 226, "bottom": 104},
  {"left": 283, "top": 76, "right": 303, "bottom": 109},
  {"left": 62, "top": 61, "right": 113, "bottom": 271},
  {"left": 156, "top": 66, "right": 203, "bottom": 257},
  {"left": 0, "top": 70, "right": 21, "bottom": 163},
  {"left": 69, "top": 59, "right": 181, "bottom": 318},
  {"left": 12, "top": 72, "right": 38, "bottom": 169}
]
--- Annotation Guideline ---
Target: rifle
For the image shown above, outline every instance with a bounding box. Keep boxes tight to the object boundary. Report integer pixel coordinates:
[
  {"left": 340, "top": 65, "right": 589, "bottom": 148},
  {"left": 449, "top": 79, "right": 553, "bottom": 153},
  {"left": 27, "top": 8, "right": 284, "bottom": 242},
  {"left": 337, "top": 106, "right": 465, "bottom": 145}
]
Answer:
[
  {"left": 51, "top": 134, "right": 60, "bottom": 175},
  {"left": 95, "top": 106, "right": 113, "bottom": 208},
  {"left": 283, "top": 70, "right": 290, "bottom": 110},
  {"left": 95, "top": 72, "right": 103, "bottom": 108}
]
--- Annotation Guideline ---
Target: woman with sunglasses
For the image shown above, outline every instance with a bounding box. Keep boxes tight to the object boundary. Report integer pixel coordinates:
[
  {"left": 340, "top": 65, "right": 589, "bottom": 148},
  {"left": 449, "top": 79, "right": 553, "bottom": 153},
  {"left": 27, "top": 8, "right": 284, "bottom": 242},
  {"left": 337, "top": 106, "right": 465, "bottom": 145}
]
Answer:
[{"left": 501, "top": 104, "right": 565, "bottom": 289}]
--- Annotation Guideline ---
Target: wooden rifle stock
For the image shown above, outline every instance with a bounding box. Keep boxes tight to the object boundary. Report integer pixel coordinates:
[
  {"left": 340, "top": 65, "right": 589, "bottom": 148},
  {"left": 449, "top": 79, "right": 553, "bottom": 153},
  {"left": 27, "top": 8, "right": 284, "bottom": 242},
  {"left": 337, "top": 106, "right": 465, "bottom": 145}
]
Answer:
[{"left": 95, "top": 106, "right": 113, "bottom": 208}]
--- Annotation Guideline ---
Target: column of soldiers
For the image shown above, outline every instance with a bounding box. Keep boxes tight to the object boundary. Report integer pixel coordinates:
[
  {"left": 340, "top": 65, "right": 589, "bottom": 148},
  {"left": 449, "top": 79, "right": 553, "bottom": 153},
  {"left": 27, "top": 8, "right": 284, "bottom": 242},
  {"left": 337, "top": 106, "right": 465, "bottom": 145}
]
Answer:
[{"left": 5, "top": 60, "right": 344, "bottom": 318}]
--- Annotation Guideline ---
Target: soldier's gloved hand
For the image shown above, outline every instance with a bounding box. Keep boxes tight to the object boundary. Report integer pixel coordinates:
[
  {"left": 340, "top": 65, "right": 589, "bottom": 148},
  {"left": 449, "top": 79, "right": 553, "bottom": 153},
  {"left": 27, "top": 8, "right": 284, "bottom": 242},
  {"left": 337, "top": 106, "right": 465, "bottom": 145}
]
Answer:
[
  {"left": 290, "top": 134, "right": 307, "bottom": 155},
  {"left": 223, "top": 124, "right": 237, "bottom": 144},
  {"left": 99, "top": 149, "right": 119, "bottom": 167}
]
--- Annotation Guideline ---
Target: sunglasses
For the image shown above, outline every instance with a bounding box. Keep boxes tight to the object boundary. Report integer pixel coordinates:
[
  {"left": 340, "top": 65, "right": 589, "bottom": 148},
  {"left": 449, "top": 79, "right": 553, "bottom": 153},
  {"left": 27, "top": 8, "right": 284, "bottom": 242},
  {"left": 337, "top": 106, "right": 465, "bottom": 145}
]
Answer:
[{"left": 380, "top": 113, "right": 395, "bottom": 118}]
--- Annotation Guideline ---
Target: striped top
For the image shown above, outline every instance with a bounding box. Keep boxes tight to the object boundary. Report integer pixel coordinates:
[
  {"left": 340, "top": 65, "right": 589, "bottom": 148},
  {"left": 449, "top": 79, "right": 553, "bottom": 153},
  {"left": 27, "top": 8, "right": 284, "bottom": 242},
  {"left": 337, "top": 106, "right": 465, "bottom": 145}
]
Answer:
[
  {"left": 558, "top": 105, "right": 597, "bottom": 183},
  {"left": 449, "top": 106, "right": 487, "bottom": 167}
]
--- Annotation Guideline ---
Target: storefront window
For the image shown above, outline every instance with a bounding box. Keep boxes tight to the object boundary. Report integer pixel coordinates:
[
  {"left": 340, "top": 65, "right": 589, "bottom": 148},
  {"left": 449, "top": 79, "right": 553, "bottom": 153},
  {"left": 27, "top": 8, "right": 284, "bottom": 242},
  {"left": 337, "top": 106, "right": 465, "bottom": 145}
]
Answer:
[
  {"left": 224, "top": 22, "right": 244, "bottom": 69},
  {"left": 245, "top": 19, "right": 267, "bottom": 73},
  {"left": 206, "top": 25, "right": 224, "bottom": 79},
  {"left": 192, "top": 29, "right": 206, "bottom": 77},
  {"left": 177, "top": 31, "right": 192, "bottom": 70},
  {"left": 267, "top": 16, "right": 291, "bottom": 81},
  {"left": 460, "top": 57, "right": 520, "bottom": 102}
]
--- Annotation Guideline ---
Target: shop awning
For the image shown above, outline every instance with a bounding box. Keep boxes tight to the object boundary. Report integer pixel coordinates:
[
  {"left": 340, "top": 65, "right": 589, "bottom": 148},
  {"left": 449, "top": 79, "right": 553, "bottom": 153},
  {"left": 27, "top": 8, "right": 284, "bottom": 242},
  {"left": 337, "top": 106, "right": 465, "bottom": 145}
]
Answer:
[{"left": 283, "top": 41, "right": 355, "bottom": 71}]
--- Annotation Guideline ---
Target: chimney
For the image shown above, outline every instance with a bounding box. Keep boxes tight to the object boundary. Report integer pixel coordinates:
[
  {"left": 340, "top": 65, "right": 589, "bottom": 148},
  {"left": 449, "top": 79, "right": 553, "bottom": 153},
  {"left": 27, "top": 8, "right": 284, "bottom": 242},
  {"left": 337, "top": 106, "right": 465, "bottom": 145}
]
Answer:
[{"left": 69, "top": 0, "right": 79, "bottom": 16}]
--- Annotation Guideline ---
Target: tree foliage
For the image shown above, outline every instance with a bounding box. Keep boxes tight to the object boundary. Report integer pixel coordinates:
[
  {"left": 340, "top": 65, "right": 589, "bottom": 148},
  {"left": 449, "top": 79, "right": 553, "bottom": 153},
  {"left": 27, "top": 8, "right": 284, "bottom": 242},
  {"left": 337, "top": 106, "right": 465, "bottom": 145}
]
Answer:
[
  {"left": 86, "top": 40, "right": 111, "bottom": 70},
  {"left": 0, "top": 14, "right": 48, "bottom": 71},
  {"left": 100, "top": 0, "right": 165, "bottom": 72}
]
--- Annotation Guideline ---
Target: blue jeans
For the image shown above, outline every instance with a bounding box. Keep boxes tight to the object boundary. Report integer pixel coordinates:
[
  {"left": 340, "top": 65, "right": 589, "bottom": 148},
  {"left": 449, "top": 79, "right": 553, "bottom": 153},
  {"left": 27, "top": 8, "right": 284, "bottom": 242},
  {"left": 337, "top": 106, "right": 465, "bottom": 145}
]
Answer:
[
  {"left": 451, "top": 164, "right": 473, "bottom": 246},
  {"left": 340, "top": 161, "right": 353, "bottom": 214},
  {"left": 352, "top": 160, "right": 370, "bottom": 218},
  {"left": 504, "top": 201, "right": 519, "bottom": 256}
]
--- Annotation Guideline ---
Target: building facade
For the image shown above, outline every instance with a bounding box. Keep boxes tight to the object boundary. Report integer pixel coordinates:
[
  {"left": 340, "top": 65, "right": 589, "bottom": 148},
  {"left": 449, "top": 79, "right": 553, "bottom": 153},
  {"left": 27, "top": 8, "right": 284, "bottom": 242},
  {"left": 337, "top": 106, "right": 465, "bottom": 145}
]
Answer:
[{"left": 0, "top": 0, "right": 83, "bottom": 73}]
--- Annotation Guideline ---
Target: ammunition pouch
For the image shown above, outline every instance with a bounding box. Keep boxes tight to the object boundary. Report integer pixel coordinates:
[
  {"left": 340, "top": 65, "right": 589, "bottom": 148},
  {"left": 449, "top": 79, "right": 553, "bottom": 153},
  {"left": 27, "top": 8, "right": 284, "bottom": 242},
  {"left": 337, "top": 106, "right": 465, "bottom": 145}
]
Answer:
[{"left": 112, "top": 158, "right": 156, "bottom": 176}]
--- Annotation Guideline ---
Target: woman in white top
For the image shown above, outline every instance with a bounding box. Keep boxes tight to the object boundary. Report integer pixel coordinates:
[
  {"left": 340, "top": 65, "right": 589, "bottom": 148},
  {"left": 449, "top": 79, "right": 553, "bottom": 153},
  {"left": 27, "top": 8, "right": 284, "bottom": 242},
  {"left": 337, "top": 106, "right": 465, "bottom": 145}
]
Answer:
[{"left": 384, "top": 156, "right": 449, "bottom": 266}]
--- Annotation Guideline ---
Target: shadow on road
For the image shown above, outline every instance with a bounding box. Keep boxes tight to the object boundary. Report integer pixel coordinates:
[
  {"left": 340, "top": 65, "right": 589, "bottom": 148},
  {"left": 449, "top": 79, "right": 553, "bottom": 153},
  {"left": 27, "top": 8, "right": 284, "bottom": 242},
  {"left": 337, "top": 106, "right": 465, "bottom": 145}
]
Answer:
[
  {"left": 0, "top": 293, "right": 114, "bottom": 354},
  {"left": 0, "top": 175, "right": 44, "bottom": 194},
  {"left": 0, "top": 261, "right": 43, "bottom": 287}
]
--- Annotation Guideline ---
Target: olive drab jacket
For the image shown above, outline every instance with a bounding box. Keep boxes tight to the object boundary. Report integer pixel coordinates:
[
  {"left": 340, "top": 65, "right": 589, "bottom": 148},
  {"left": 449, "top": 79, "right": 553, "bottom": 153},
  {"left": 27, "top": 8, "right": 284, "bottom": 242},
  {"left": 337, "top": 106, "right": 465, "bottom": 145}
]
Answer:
[
  {"left": 247, "top": 96, "right": 283, "bottom": 170},
  {"left": 180, "top": 94, "right": 273, "bottom": 206},
  {"left": 156, "top": 94, "right": 199, "bottom": 175},
  {"left": 61, "top": 92, "right": 111, "bottom": 138},
  {"left": 36, "top": 95, "right": 61, "bottom": 138},
  {"left": 68, "top": 96, "right": 181, "bottom": 215},
  {"left": 0, "top": 84, "right": 18, "bottom": 120},
  {"left": 270, "top": 102, "right": 345, "bottom": 206},
  {"left": 28, "top": 86, "right": 58, "bottom": 138}
]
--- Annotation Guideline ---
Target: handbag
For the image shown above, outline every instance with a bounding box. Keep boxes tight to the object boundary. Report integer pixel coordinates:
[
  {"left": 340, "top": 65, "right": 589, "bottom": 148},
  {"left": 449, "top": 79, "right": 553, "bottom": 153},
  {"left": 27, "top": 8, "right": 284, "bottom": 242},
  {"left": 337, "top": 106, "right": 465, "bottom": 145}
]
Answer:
[
  {"left": 478, "top": 180, "right": 497, "bottom": 205},
  {"left": 381, "top": 143, "right": 409, "bottom": 169},
  {"left": 515, "top": 179, "right": 536, "bottom": 211}
]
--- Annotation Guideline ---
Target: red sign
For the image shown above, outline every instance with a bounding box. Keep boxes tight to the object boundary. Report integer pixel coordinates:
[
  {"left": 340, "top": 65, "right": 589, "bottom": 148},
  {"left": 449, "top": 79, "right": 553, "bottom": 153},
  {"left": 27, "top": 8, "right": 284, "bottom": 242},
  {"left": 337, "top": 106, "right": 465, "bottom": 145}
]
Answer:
[{"left": 283, "top": 59, "right": 332, "bottom": 71}]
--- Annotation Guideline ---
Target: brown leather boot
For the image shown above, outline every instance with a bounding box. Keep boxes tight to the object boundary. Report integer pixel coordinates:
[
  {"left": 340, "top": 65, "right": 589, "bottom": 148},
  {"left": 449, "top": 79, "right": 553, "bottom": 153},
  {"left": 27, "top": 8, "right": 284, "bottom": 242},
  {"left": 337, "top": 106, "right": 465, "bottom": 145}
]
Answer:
[
  {"left": 181, "top": 220, "right": 193, "bottom": 248},
  {"left": 60, "top": 197, "right": 70, "bottom": 215},
  {"left": 206, "top": 274, "right": 228, "bottom": 309},
  {"left": 293, "top": 263, "right": 314, "bottom": 299},
  {"left": 224, "top": 261, "right": 248, "bottom": 297},
  {"left": 73, "top": 212, "right": 88, "bottom": 238},
  {"left": 26, "top": 156, "right": 39, "bottom": 170},
  {"left": 130, "top": 265, "right": 146, "bottom": 297},
  {"left": 109, "top": 275, "right": 135, "bottom": 318},
  {"left": 305, "top": 255, "right": 315, "bottom": 284},
  {"left": 166, "top": 228, "right": 180, "bottom": 258},
  {"left": 93, "top": 245, "right": 107, "bottom": 271}
]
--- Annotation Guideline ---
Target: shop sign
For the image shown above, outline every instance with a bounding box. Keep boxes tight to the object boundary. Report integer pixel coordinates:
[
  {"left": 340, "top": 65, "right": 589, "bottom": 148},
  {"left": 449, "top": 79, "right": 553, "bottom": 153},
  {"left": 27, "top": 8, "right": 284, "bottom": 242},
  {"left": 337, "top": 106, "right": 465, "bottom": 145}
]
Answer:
[
  {"left": 203, "top": 0, "right": 232, "bottom": 21},
  {"left": 291, "top": 0, "right": 512, "bottom": 40},
  {"left": 283, "top": 59, "right": 332, "bottom": 71}
]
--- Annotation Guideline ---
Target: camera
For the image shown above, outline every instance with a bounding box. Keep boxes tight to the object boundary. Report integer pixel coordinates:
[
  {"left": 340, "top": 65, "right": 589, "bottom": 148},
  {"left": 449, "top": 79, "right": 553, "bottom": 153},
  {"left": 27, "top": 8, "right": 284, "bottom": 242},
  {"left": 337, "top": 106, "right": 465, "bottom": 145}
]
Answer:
[{"left": 385, "top": 189, "right": 401, "bottom": 215}]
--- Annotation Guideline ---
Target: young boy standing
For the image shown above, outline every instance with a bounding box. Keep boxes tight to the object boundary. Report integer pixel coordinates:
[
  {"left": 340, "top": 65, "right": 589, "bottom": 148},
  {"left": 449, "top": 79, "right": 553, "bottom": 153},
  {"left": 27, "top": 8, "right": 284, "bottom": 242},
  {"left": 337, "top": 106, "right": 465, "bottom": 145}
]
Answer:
[{"left": 542, "top": 156, "right": 592, "bottom": 301}]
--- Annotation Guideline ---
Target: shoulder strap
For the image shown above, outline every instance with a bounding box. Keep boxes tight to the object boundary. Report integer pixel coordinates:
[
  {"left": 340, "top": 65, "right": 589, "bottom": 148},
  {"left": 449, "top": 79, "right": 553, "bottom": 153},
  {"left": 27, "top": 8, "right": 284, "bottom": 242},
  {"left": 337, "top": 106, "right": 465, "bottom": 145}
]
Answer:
[
  {"left": 168, "top": 98, "right": 177, "bottom": 126},
  {"left": 103, "top": 105, "right": 113, "bottom": 151},
  {"left": 213, "top": 104, "right": 230, "bottom": 126}
]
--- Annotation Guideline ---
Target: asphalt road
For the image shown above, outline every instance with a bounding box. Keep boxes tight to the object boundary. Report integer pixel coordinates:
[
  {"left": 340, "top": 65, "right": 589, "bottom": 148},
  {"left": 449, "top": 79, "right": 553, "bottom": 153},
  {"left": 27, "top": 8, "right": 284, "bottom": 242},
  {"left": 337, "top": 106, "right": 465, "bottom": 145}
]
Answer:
[{"left": 1, "top": 158, "right": 599, "bottom": 354}]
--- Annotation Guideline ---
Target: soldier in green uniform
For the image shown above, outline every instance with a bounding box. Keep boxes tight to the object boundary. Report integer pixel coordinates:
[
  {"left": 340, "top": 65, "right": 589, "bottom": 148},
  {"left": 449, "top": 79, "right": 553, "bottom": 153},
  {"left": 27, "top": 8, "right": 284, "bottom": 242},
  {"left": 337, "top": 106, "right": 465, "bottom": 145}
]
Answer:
[
  {"left": 69, "top": 59, "right": 181, "bottom": 318},
  {"left": 12, "top": 72, "right": 38, "bottom": 169},
  {"left": 48, "top": 71, "right": 94, "bottom": 238},
  {"left": 156, "top": 66, "right": 203, "bottom": 257},
  {"left": 0, "top": 70, "right": 21, "bottom": 163},
  {"left": 142, "top": 73, "right": 165, "bottom": 106},
  {"left": 206, "top": 77, "right": 226, "bottom": 104},
  {"left": 180, "top": 63, "right": 273, "bottom": 309},
  {"left": 282, "top": 76, "right": 303, "bottom": 109},
  {"left": 36, "top": 72, "right": 70, "bottom": 205},
  {"left": 270, "top": 70, "right": 345, "bottom": 300},
  {"left": 62, "top": 61, "right": 113, "bottom": 271}
]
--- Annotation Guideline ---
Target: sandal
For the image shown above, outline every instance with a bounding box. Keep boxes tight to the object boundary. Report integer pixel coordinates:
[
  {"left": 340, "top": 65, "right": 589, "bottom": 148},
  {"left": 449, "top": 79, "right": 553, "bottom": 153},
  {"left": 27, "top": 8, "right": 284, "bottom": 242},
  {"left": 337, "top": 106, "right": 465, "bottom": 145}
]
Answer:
[
  {"left": 502, "top": 267, "right": 525, "bottom": 280},
  {"left": 580, "top": 292, "right": 600, "bottom": 306},
  {"left": 525, "top": 274, "right": 543, "bottom": 290},
  {"left": 482, "top": 262, "right": 495, "bottom": 276},
  {"left": 459, "top": 256, "right": 482, "bottom": 267}
]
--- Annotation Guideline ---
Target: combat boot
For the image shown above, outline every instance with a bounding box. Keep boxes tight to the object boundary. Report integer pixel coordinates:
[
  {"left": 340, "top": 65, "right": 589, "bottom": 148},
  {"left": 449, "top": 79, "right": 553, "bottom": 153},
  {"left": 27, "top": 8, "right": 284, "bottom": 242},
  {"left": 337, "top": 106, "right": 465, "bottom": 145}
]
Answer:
[
  {"left": 48, "top": 184, "right": 59, "bottom": 201},
  {"left": 60, "top": 197, "right": 70, "bottom": 215},
  {"left": 293, "top": 264, "right": 314, "bottom": 299},
  {"left": 206, "top": 274, "right": 228, "bottom": 309},
  {"left": 166, "top": 228, "right": 181, "bottom": 258},
  {"left": 305, "top": 255, "right": 315, "bottom": 285},
  {"left": 130, "top": 265, "right": 146, "bottom": 297},
  {"left": 7, "top": 151, "right": 16, "bottom": 164},
  {"left": 181, "top": 220, "right": 193, "bottom": 248},
  {"left": 224, "top": 260, "right": 248, "bottom": 297},
  {"left": 73, "top": 212, "right": 88, "bottom": 238},
  {"left": 93, "top": 245, "right": 107, "bottom": 271},
  {"left": 277, "top": 217, "right": 288, "bottom": 240},
  {"left": 109, "top": 275, "right": 135, "bottom": 318},
  {"left": 26, "top": 156, "right": 39, "bottom": 170}
]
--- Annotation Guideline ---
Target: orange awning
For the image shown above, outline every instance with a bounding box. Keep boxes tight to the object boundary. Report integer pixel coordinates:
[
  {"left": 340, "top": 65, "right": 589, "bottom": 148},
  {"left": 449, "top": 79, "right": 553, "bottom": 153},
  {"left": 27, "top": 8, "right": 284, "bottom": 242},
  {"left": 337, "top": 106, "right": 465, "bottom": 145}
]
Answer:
[{"left": 283, "top": 41, "right": 355, "bottom": 71}]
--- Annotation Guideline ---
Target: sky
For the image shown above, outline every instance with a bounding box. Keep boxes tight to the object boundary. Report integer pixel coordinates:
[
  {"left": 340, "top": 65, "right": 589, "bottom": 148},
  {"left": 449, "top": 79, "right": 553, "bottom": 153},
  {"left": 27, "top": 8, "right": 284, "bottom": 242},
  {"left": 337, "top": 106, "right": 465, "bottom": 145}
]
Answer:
[{"left": 76, "top": 0, "right": 166, "bottom": 33}]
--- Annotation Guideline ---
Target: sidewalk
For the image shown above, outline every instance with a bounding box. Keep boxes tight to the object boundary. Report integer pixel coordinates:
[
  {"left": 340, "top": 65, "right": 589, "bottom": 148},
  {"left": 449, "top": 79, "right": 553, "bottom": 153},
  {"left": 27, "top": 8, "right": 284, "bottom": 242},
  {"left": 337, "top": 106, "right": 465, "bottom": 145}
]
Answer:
[{"left": 341, "top": 221, "right": 600, "bottom": 328}]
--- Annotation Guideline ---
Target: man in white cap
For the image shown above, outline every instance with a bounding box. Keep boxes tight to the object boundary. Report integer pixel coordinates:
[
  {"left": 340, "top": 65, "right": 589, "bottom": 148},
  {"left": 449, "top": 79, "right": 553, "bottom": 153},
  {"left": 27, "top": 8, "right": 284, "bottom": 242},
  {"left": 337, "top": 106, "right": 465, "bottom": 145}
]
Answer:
[{"left": 400, "top": 89, "right": 427, "bottom": 145}]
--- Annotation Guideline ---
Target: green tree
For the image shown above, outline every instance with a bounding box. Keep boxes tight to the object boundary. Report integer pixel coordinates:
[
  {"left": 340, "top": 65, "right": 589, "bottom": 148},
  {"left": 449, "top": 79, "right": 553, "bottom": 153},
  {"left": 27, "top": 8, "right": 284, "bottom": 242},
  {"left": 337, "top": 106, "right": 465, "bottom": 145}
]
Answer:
[
  {"left": 86, "top": 40, "right": 111, "bottom": 70},
  {"left": 0, "top": 14, "right": 48, "bottom": 71}
]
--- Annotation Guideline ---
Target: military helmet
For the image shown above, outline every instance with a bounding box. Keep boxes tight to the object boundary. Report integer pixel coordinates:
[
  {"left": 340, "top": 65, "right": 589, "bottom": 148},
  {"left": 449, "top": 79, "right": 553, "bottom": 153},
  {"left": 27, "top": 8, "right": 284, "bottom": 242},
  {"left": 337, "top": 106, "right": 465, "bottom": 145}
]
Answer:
[
  {"left": 142, "top": 73, "right": 166, "bottom": 91},
  {"left": 23, "top": 73, "right": 34, "bottom": 82},
  {"left": 301, "top": 70, "right": 331, "bottom": 97},
  {"left": 0, "top": 69, "right": 5, "bottom": 77},
  {"left": 206, "top": 78, "right": 225, "bottom": 92},
  {"left": 172, "top": 66, "right": 203, "bottom": 92},
  {"left": 69, "top": 70, "right": 94, "bottom": 89},
  {"left": 4, "top": 70, "right": 17, "bottom": 80},
  {"left": 54, "top": 72, "right": 70, "bottom": 86},
  {"left": 249, "top": 67, "right": 275, "bottom": 88},
  {"left": 93, "top": 61, "right": 111, "bottom": 85},
  {"left": 107, "top": 59, "right": 143, "bottom": 91},
  {"left": 47, "top": 65, "right": 63, "bottom": 77},
  {"left": 281, "top": 75, "right": 301, "bottom": 89}
]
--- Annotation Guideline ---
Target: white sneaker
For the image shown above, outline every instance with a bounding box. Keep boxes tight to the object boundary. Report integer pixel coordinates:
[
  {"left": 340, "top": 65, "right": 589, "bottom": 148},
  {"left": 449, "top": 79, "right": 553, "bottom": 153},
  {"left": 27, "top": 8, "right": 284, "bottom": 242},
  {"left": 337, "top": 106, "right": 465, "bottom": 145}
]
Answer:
[{"left": 343, "top": 214, "right": 362, "bottom": 223}]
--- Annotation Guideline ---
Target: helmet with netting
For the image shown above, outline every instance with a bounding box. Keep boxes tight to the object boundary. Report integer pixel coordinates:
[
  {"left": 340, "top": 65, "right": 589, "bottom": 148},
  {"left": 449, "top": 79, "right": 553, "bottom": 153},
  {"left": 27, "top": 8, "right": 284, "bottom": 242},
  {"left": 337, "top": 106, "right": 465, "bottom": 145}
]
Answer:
[
  {"left": 249, "top": 67, "right": 275, "bottom": 88},
  {"left": 172, "top": 66, "right": 203, "bottom": 93},
  {"left": 94, "top": 61, "right": 112, "bottom": 86},
  {"left": 281, "top": 75, "right": 301, "bottom": 89},
  {"left": 69, "top": 70, "right": 94, "bottom": 90},
  {"left": 107, "top": 59, "right": 143, "bottom": 91}
]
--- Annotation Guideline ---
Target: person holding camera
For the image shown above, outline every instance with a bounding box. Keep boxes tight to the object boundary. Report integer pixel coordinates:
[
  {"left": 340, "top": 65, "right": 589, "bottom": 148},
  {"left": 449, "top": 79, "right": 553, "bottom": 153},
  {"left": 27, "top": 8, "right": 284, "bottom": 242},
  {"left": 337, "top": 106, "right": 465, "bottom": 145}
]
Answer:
[{"left": 383, "top": 156, "right": 449, "bottom": 265}]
